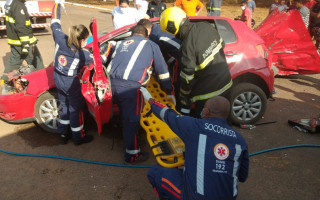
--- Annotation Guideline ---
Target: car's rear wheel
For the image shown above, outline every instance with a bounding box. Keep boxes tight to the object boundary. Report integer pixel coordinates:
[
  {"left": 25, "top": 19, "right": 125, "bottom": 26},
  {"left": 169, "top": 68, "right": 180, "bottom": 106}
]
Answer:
[
  {"left": 229, "top": 83, "right": 267, "bottom": 125},
  {"left": 34, "top": 91, "right": 60, "bottom": 133}
]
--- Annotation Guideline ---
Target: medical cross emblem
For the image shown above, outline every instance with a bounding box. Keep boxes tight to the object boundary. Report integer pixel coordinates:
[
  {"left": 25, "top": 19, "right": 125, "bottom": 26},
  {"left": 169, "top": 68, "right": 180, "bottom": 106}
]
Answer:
[
  {"left": 218, "top": 147, "right": 226, "bottom": 157},
  {"left": 214, "top": 143, "right": 229, "bottom": 160},
  {"left": 58, "top": 55, "right": 67, "bottom": 67}
]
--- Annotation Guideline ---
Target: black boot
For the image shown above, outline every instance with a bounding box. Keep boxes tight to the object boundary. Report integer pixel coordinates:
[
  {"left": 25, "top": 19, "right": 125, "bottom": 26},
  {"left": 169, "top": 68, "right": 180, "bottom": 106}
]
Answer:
[
  {"left": 73, "top": 135, "right": 94, "bottom": 146},
  {"left": 60, "top": 129, "right": 71, "bottom": 145}
]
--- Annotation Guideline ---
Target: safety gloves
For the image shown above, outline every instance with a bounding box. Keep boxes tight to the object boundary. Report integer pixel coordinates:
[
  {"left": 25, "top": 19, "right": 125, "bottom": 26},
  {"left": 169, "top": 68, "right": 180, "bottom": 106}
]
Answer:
[
  {"left": 166, "top": 95, "right": 176, "bottom": 106},
  {"left": 21, "top": 43, "right": 29, "bottom": 55},
  {"left": 140, "top": 87, "right": 153, "bottom": 102},
  {"left": 55, "top": 0, "right": 65, "bottom": 8},
  {"left": 140, "top": 87, "right": 177, "bottom": 106}
]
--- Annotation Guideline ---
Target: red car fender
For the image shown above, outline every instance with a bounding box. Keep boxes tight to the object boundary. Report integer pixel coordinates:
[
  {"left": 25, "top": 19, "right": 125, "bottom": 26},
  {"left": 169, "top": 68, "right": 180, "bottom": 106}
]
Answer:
[{"left": 255, "top": 9, "right": 320, "bottom": 75}]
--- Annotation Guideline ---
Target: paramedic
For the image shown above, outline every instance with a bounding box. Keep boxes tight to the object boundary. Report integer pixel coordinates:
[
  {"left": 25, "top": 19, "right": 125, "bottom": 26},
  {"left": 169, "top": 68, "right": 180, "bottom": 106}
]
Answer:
[
  {"left": 139, "top": 89, "right": 249, "bottom": 200},
  {"left": 106, "top": 25, "right": 174, "bottom": 163},
  {"left": 51, "top": 1, "right": 103, "bottom": 145}
]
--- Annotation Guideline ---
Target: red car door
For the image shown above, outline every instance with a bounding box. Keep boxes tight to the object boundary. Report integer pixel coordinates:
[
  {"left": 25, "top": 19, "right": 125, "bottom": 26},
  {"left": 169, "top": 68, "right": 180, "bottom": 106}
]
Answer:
[{"left": 81, "top": 18, "right": 113, "bottom": 134}]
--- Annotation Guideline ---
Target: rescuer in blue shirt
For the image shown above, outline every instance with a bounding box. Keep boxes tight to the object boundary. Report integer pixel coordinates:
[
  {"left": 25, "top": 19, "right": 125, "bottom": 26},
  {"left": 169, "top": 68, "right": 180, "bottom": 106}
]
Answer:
[
  {"left": 51, "top": 2, "right": 109, "bottom": 145},
  {"left": 140, "top": 87, "right": 249, "bottom": 199},
  {"left": 107, "top": 25, "right": 174, "bottom": 163},
  {"left": 138, "top": 19, "right": 181, "bottom": 97}
]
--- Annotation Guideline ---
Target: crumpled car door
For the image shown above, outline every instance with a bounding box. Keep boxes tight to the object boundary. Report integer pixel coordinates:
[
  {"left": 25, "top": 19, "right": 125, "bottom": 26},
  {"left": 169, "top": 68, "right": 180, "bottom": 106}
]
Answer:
[
  {"left": 255, "top": 9, "right": 320, "bottom": 75},
  {"left": 81, "top": 18, "right": 113, "bottom": 134}
]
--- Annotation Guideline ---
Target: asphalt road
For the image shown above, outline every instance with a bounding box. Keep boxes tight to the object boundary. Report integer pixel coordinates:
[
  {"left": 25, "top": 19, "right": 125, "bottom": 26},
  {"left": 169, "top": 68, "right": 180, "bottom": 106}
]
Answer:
[{"left": 0, "top": 4, "right": 320, "bottom": 200}]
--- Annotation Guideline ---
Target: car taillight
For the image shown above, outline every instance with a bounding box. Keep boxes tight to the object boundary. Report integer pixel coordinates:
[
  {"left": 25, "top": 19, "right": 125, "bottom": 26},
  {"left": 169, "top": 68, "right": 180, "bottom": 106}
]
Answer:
[{"left": 256, "top": 44, "right": 268, "bottom": 59}]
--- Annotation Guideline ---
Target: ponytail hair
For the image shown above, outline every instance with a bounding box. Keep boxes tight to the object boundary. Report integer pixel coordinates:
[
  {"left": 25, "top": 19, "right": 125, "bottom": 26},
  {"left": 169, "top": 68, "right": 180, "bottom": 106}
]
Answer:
[{"left": 68, "top": 24, "right": 89, "bottom": 52}]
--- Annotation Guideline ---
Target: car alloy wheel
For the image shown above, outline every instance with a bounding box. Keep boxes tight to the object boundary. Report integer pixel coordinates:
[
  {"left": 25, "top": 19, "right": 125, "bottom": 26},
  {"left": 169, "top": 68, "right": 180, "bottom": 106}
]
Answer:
[
  {"left": 34, "top": 91, "right": 60, "bottom": 133},
  {"left": 229, "top": 83, "right": 267, "bottom": 125}
]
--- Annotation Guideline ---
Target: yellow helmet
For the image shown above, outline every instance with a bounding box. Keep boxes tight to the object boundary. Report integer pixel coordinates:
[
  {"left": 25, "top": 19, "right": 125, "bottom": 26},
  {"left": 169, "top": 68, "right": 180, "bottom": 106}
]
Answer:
[{"left": 160, "top": 7, "right": 187, "bottom": 35}]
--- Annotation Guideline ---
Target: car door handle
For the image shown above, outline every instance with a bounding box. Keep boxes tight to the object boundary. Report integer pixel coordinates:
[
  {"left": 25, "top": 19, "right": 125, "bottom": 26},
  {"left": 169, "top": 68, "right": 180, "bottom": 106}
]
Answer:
[{"left": 225, "top": 52, "right": 237, "bottom": 56}]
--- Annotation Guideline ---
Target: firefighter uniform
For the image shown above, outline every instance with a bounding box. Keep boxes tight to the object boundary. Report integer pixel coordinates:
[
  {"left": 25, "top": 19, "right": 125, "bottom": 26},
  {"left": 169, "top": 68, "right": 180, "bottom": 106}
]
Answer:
[
  {"left": 149, "top": 24, "right": 181, "bottom": 95},
  {"left": 207, "top": 0, "right": 222, "bottom": 16},
  {"left": 107, "top": 35, "right": 173, "bottom": 162},
  {"left": 2, "top": 0, "right": 44, "bottom": 81},
  {"left": 176, "top": 20, "right": 232, "bottom": 117},
  {"left": 51, "top": 3, "right": 92, "bottom": 143},
  {"left": 147, "top": 101, "right": 249, "bottom": 200}
]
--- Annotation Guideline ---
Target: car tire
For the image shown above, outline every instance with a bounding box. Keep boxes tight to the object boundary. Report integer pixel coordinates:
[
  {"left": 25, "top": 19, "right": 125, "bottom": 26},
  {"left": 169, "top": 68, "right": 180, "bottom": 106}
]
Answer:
[
  {"left": 229, "top": 83, "right": 267, "bottom": 125},
  {"left": 34, "top": 91, "right": 60, "bottom": 133}
]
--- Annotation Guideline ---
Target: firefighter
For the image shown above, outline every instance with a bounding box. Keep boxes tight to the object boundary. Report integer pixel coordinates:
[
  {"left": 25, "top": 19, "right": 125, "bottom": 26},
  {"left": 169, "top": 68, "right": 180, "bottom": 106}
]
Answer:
[
  {"left": 0, "top": 0, "right": 44, "bottom": 84},
  {"left": 138, "top": 19, "right": 181, "bottom": 97},
  {"left": 106, "top": 25, "right": 174, "bottom": 163},
  {"left": 207, "top": 0, "right": 223, "bottom": 16},
  {"left": 51, "top": 1, "right": 101, "bottom": 145},
  {"left": 139, "top": 88, "right": 249, "bottom": 199},
  {"left": 160, "top": 7, "right": 232, "bottom": 118}
]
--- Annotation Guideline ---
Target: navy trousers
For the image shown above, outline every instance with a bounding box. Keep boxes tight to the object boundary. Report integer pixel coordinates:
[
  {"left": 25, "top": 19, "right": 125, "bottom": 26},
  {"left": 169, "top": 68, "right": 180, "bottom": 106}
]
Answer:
[
  {"left": 54, "top": 71, "right": 85, "bottom": 143},
  {"left": 111, "top": 79, "right": 144, "bottom": 158},
  {"left": 148, "top": 164, "right": 183, "bottom": 200}
]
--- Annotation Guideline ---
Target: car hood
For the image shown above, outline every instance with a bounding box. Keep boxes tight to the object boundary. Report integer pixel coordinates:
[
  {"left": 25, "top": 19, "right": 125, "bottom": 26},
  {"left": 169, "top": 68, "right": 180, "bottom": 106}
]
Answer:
[{"left": 255, "top": 10, "right": 320, "bottom": 75}]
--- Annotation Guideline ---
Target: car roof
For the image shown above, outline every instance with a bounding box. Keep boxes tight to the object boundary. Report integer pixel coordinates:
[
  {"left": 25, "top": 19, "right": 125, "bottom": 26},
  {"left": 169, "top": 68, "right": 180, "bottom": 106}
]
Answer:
[{"left": 86, "top": 16, "right": 264, "bottom": 48}]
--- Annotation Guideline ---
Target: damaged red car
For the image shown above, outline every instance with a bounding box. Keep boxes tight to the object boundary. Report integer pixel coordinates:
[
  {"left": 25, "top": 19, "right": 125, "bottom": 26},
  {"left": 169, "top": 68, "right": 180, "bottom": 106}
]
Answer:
[{"left": 1, "top": 16, "right": 281, "bottom": 133}]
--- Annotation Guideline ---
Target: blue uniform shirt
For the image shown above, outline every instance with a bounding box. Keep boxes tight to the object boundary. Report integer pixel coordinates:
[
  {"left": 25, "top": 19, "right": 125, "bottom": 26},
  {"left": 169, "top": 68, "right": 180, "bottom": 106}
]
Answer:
[
  {"left": 107, "top": 35, "right": 172, "bottom": 93},
  {"left": 51, "top": 3, "right": 92, "bottom": 77},
  {"left": 151, "top": 102, "right": 249, "bottom": 199},
  {"left": 149, "top": 24, "right": 181, "bottom": 61}
]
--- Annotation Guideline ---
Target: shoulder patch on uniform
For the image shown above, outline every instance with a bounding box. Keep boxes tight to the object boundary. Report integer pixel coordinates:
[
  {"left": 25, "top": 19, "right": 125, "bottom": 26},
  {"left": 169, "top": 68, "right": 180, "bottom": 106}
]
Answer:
[
  {"left": 20, "top": 9, "right": 25, "bottom": 15},
  {"left": 123, "top": 40, "right": 134, "bottom": 46},
  {"left": 213, "top": 143, "right": 229, "bottom": 160},
  {"left": 58, "top": 55, "right": 67, "bottom": 67}
]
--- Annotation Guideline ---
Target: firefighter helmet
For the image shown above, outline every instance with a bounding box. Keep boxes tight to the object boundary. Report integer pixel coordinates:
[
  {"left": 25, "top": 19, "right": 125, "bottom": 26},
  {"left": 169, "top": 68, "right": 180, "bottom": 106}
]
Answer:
[{"left": 160, "top": 7, "right": 187, "bottom": 36}]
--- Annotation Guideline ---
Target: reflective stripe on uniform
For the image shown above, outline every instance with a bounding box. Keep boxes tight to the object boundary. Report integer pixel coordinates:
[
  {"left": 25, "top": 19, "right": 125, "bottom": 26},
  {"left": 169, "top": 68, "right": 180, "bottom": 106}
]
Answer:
[
  {"left": 159, "top": 36, "right": 180, "bottom": 49},
  {"left": 29, "top": 36, "right": 37, "bottom": 44},
  {"left": 180, "top": 88, "right": 191, "bottom": 95},
  {"left": 167, "top": 57, "right": 175, "bottom": 64},
  {"left": 160, "top": 107, "right": 169, "bottom": 121},
  {"left": 180, "top": 108, "right": 190, "bottom": 114},
  {"left": 5, "top": 15, "right": 15, "bottom": 23},
  {"left": 7, "top": 39, "right": 21, "bottom": 45},
  {"left": 51, "top": 18, "right": 61, "bottom": 25},
  {"left": 233, "top": 144, "right": 242, "bottom": 197},
  {"left": 196, "top": 134, "right": 207, "bottom": 195},
  {"left": 158, "top": 72, "right": 170, "bottom": 80},
  {"left": 53, "top": 44, "right": 60, "bottom": 65},
  {"left": 107, "top": 41, "right": 121, "bottom": 73},
  {"left": 123, "top": 40, "right": 147, "bottom": 80},
  {"left": 71, "top": 124, "right": 84, "bottom": 132},
  {"left": 190, "top": 80, "right": 232, "bottom": 102},
  {"left": 180, "top": 71, "right": 194, "bottom": 84},
  {"left": 59, "top": 119, "right": 70, "bottom": 125},
  {"left": 68, "top": 58, "right": 80, "bottom": 76},
  {"left": 25, "top": 20, "right": 31, "bottom": 26},
  {"left": 207, "top": 7, "right": 221, "bottom": 11},
  {"left": 126, "top": 149, "right": 140, "bottom": 154},
  {"left": 195, "top": 38, "right": 223, "bottom": 71},
  {"left": 19, "top": 36, "right": 29, "bottom": 42}
]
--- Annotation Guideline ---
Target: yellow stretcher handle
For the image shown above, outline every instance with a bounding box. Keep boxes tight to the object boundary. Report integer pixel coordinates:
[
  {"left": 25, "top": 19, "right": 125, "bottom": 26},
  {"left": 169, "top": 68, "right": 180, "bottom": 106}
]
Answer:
[{"left": 140, "top": 77, "right": 185, "bottom": 168}]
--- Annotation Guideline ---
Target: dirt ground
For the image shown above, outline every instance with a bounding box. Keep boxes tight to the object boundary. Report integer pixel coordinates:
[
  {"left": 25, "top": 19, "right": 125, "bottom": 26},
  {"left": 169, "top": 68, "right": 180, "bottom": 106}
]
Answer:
[{"left": 0, "top": 3, "right": 320, "bottom": 200}]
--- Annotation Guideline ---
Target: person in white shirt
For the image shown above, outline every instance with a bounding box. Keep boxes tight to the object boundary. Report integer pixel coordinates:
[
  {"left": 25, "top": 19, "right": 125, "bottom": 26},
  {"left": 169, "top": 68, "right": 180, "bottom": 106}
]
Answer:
[
  {"left": 135, "top": 0, "right": 148, "bottom": 15},
  {"left": 112, "top": 0, "right": 149, "bottom": 30}
]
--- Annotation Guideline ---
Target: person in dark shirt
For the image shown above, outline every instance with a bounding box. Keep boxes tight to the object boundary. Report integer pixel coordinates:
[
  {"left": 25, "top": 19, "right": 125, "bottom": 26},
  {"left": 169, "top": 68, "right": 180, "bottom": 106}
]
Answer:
[{"left": 147, "top": 0, "right": 167, "bottom": 18}]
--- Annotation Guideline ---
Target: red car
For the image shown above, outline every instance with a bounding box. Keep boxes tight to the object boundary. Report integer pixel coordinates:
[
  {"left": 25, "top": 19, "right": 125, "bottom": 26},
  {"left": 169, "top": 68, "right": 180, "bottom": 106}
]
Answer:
[{"left": 0, "top": 16, "right": 275, "bottom": 133}]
